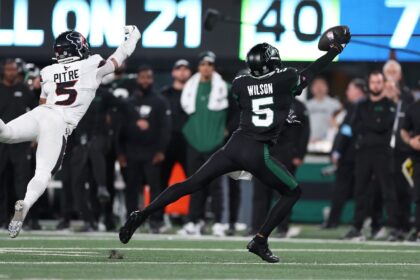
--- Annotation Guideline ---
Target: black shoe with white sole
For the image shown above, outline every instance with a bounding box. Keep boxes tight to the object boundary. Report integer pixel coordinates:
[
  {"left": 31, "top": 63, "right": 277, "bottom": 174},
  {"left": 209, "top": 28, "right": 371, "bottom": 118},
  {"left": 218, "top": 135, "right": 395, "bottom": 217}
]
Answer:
[
  {"left": 119, "top": 211, "right": 147, "bottom": 244},
  {"left": 247, "top": 237, "right": 280, "bottom": 263},
  {"left": 343, "top": 227, "right": 364, "bottom": 240}
]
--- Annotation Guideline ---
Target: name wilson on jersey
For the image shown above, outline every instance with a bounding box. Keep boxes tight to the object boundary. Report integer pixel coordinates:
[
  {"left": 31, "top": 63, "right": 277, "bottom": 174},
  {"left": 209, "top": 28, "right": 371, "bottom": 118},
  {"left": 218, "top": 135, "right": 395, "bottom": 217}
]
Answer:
[{"left": 247, "top": 83, "right": 273, "bottom": 96}]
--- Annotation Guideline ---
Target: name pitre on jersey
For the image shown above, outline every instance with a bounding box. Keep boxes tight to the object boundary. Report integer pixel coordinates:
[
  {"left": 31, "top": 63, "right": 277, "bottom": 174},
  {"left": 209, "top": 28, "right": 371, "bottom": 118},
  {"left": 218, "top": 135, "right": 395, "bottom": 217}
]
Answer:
[
  {"left": 40, "top": 54, "right": 105, "bottom": 129},
  {"left": 232, "top": 67, "right": 299, "bottom": 142}
]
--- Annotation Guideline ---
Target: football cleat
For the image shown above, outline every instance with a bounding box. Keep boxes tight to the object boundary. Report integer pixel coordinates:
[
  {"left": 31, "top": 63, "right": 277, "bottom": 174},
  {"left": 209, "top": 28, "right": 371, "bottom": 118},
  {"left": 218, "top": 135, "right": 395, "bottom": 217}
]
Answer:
[
  {"left": 119, "top": 210, "right": 146, "bottom": 244},
  {"left": 342, "top": 226, "right": 365, "bottom": 241},
  {"left": 8, "top": 200, "right": 27, "bottom": 238},
  {"left": 247, "top": 238, "right": 280, "bottom": 263}
]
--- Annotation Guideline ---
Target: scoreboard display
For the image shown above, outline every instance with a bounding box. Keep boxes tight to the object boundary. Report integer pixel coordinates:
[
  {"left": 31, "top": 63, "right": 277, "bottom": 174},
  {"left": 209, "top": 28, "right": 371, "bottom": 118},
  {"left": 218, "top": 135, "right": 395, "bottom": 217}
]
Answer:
[
  {"left": 0, "top": 0, "right": 419, "bottom": 62},
  {"left": 239, "top": 0, "right": 420, "bottom": 61}
]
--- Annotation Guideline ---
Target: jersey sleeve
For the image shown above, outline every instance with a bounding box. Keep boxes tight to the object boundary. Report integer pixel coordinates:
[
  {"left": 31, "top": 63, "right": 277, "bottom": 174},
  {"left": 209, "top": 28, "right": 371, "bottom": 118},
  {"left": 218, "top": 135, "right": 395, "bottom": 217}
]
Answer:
[
  {"left": 277, "top": 68, "right": 300, "bottom": 95},
  {"left": 96, "top": 55, "right": 115, "bottom": 83},
  {"left": 231, "top": 75, "right": 246, "bottom": 101}
]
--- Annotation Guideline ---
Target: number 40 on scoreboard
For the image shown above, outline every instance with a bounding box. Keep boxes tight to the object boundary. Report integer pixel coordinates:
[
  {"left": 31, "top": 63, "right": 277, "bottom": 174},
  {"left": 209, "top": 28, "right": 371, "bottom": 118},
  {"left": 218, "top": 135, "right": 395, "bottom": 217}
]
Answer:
[{"left": 239, "top": 0, "right": 340, "bottom": 61}]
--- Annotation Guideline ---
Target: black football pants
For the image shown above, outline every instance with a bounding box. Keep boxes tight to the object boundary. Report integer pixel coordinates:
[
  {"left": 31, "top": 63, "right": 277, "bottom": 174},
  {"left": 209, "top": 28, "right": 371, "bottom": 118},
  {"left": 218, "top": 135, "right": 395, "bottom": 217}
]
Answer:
[
  {"left": 125, "top": 159, "right": 162, "bottom": 225},
  {"left": 327, "top": 162, "right": 354, "bottom": 226},
  {"left": 186, "top": 144, "right": 223, "bottom": 223},
  {"left": 392, "top": 151, "right": 412, "bottom": 232},
  {"left": 142, "top": 133, "right": 302, "bottom": 237},
  {"left": 353, "top": 151, "right": 398, "bottom": 230}
]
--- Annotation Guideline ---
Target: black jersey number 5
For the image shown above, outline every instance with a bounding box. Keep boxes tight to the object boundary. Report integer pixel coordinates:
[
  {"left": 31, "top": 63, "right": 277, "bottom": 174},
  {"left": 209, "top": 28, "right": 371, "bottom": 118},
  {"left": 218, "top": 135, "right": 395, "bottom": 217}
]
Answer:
[
  {"left": 252, "top": 97, "right": 274, "bottom": 127},
  {"left": 55, "top": 80, "right": 78, "bottom": 106}
]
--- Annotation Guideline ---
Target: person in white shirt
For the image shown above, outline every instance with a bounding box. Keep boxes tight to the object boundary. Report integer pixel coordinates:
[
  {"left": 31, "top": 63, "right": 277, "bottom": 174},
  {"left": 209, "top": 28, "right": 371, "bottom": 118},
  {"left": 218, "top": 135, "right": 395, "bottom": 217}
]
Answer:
[
  {"left": 306, "top": 77, "right": 342, "bottom": 142},
  {"left": 0, "top": 25, "right": 141, "bottom": 238}
]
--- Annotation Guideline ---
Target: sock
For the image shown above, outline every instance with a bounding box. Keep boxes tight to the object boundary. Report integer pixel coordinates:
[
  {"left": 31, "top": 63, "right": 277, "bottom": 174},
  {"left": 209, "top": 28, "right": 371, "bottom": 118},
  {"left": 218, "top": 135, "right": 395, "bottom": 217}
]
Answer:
[
  {"left": 142, "top": 180, "right": 203, "bottom": 217},
  {"left": 23, "top": 175, "right": 50, "bottom": 219},
  {"left": 258, "top": 187, "right": 302, "bottom": 237},
  {"left": 254, "top": 234, "right": 268, "bottom": 243}
]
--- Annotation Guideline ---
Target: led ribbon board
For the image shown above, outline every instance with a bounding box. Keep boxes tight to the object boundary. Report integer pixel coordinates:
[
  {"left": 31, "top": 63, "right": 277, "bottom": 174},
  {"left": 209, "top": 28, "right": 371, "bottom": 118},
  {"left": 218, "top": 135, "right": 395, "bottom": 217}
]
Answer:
[{"left": 239, "top": 0, "right": 420, "bottom": 61}]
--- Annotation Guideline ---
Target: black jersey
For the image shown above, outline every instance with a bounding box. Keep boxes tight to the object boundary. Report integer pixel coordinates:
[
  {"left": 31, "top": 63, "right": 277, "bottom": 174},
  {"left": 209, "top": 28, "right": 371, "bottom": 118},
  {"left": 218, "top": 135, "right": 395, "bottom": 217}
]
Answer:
[{"left": 232, "top": 67, "right": 298, "bottom": 142}]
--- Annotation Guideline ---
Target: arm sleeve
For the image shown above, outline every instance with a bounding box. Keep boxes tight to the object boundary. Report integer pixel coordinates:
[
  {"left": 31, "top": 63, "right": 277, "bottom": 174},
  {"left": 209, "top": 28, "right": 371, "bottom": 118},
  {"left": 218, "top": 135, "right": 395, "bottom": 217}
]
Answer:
[
  {"left": 292, "top": 48, "right": 340, "bottom": 95},
  {"left": 96, "top": 60, "right": 116, "bottom": 82},
  {"left": 96, "top": 27, "right": 141, "bottom": 80}
]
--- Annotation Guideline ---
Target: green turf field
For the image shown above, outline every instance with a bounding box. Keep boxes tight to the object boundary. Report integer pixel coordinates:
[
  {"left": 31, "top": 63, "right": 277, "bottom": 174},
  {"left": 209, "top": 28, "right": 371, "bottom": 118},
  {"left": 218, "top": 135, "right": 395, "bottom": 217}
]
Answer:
[{"left": 0, "top": 227, "right": 419, "bottom": 279}]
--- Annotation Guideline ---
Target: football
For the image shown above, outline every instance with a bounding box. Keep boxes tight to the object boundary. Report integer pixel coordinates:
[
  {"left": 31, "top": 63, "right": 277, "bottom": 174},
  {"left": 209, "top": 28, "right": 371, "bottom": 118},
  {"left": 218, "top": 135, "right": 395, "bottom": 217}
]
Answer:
[{"left": 318, "top": 25, "right": 351, "bottom": 51}]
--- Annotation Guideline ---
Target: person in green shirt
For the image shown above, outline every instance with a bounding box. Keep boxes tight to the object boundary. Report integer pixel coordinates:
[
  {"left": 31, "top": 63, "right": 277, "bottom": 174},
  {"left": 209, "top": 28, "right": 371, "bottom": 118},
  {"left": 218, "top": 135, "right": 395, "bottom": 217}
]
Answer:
[{"left": 178, "top": 51, "right": 230, "bottom": 237}]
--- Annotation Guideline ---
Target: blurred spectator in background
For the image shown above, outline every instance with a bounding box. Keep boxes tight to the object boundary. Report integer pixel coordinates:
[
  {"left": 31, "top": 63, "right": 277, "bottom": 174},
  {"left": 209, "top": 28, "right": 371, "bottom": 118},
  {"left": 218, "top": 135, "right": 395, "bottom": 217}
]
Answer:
[
  {"left": 224, "top": 69, "right": 242, "bottom": 236},
  {"left": 0, "top": 59, "right": 36, "bottom": 229},
  {"left": 400, "top": 97, "right": 420, "bottom": 242},
  {"left": 14, "top": 58, "right": 26, "bottom": 83},
  {"left": 67, "top": 84, "right": 129, "bottom": 232},
  {"left": 103, "top": 63, "right": 134, "bottom": 216},
  {"left": 344, "top": 71, "right": 398, "bottom": 241},
  {"left": 384, "top": 64, "right": 415, "bottom": 238},
  {"left": 251, "top": 99, "right": 310, "bottom": 237},
  {"left": 383, "top": 59, "right": 413, "bottom": 102},
  {"left": 118, "top": 65, "right": 171, "bottom": 233},
  {"left": 24, "top": 63, "right": 42, "bottom": 101},
  {"left": 306, "top": 77, "right": 341, "bottom": 150},
  {"left": 178, "top": 51, "right": 229, "bottom": 236},
  {"left": 323, "top": 79, "right": 367, "bottom": 229},
  {"left": 161, "top": 60, "right": 191, "bottom": 199}
]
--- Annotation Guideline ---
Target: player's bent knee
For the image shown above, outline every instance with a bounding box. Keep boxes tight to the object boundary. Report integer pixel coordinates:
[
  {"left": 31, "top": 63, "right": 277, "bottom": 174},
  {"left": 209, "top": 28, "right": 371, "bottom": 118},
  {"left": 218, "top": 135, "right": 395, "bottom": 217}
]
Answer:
[
  {"left": 0, "top": 125, "right": 15, "bottom": 144},
  {"left": 290, "top": 185, "right": 302, "bottom": 199}
]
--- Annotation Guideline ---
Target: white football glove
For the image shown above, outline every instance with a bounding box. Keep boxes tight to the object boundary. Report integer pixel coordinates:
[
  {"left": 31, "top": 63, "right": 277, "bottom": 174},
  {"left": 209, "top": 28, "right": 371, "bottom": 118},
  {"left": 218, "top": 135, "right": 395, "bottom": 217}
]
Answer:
[{"left": 124, "top": 25, "right": 141, "bottom": 40}]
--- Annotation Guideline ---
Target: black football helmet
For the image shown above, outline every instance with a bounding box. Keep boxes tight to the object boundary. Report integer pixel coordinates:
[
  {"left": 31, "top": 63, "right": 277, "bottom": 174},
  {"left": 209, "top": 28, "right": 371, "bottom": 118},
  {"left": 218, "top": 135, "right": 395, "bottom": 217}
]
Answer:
[
  {"left": 54, "top": 31, "right": 90, "bottom": 64},
  {"left": 246, "top": 43, "right": 282, "bottom": 77}
]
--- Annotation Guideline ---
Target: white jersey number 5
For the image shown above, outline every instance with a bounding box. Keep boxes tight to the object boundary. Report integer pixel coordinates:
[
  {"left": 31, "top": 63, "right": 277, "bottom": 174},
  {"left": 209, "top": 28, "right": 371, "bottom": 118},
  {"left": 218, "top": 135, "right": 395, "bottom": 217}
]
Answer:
[{"left": 252, "top": 97, "right": 274, "bottom": 127}]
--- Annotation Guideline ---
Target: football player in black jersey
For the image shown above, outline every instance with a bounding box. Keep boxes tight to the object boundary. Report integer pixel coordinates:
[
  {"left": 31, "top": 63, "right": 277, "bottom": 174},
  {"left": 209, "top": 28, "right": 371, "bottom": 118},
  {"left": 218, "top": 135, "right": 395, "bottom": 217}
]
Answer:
[{"left": 120, "top": 26, "right": 351, "bottom": 263}]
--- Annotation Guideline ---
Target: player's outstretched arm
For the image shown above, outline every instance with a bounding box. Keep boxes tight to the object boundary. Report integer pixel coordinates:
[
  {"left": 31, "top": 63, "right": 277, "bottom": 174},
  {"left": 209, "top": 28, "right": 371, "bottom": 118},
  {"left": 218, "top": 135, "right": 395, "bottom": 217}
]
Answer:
[
  {"left": 97, "top": 25, "right": 141, "bottom": 80},
  {"left": 293, "top": 26, "right": 351, "bottom": 95}
]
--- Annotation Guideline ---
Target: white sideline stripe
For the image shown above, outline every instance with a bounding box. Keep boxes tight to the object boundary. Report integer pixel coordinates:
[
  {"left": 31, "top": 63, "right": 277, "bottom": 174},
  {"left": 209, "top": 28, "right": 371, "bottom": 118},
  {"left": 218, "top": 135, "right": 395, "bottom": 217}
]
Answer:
[
  {"left": 2, "top": 247, "right": 420, "bottom": 253},
  {"left": 1, "top": 233, "right": 419, "bottom": 247},
  {"left": 8, "top": 253, "right": 99, "bottom": 257},
  {"left": 0, "top": 261, "right": 419, "bottom": 266},
  {"left": 0, "top": 249, "right": 97, "bottom": 254}
]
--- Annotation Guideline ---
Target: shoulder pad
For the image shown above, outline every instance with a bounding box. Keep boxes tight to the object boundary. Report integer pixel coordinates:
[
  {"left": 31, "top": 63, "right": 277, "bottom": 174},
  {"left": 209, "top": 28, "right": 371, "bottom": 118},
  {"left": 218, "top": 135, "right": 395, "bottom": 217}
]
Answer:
[
  {"left": 232, "top": 74, "right": 249, "bottom": 83},
  {"left": 40, "top": 65, "right": 53, "bottom": 82}
]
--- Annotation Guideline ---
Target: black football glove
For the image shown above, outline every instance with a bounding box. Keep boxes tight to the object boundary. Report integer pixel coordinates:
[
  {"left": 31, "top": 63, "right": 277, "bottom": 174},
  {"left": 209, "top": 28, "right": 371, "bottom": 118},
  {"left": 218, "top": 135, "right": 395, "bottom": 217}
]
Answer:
[{"left": 318, "top": 25, "right": 351, "bottom": 53}]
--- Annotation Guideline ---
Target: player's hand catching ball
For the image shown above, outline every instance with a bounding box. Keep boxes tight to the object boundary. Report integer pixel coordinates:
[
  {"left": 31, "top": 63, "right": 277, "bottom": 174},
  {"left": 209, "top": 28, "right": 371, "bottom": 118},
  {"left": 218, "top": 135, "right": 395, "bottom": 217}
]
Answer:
[
  {"left": 318, "top": 25, "right": 351, "bottom": 53},
  {"left": 124, "top": 25, "right": 141, "bottom": 40}
]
